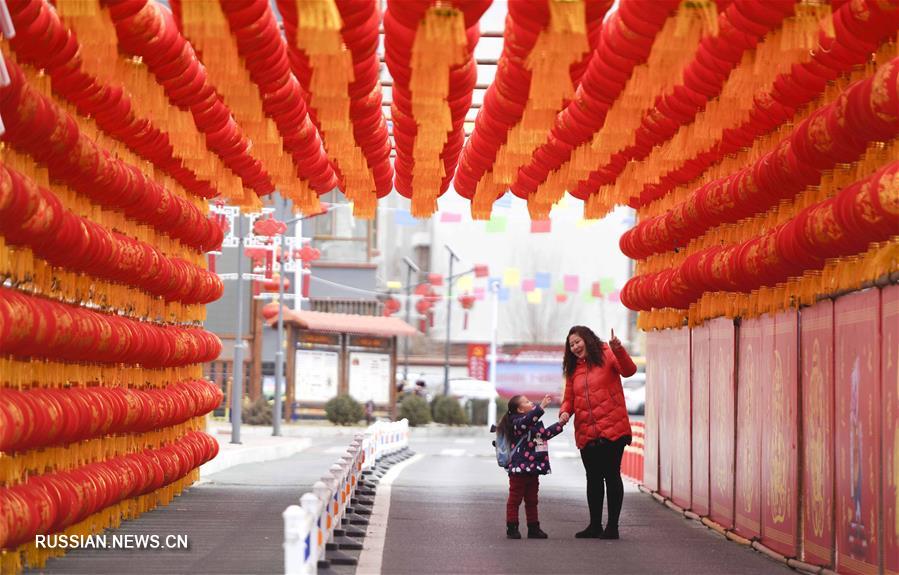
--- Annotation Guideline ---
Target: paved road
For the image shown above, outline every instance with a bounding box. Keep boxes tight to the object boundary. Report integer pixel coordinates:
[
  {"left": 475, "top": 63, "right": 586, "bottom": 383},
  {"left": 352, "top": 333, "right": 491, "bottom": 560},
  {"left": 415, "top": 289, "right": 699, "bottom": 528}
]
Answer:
[
  {"left": 380, "top": 432, "right": 792, "bottom": 575},
  {"left": 31, "top": 434, "right": 359, "bottom": 575}
]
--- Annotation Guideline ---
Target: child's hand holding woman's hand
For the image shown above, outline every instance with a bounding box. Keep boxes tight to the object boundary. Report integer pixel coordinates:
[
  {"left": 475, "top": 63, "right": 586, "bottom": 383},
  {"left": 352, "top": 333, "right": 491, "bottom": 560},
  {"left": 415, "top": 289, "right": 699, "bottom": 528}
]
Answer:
[{"left": 540, "top": 394, "right": 552, "bottom": 409}]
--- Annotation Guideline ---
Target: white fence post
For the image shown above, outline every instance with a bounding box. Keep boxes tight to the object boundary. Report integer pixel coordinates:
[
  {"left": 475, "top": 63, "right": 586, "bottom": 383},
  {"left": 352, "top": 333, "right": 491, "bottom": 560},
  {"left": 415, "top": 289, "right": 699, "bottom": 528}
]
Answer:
[
  {"left": 284, "top": 505, "right": 310, "bottom": 575},
  {"left": 312, "top": 480, "right": 331, "bottom": 561},
  {"left": 300, "top": 493, "right": 322, "bottom": 573}
]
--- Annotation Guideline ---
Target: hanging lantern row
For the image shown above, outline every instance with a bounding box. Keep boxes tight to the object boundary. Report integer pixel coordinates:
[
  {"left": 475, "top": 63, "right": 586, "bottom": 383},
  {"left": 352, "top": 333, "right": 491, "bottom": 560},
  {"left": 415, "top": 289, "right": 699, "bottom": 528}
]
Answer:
[
  {"left": 103, "top": 0, "right": 278, "bottom": 202},
  {"left": 620, "top": 0, "right": 899, "bottom": 210},
  {"left": 571, "top": 0, "right": 796, "bottom": 206},
  {"left": 503, "top": 0, "right": 680, "bottom": 212},
  {"left": 211, "top": 0, "right": 340, "bottom": 211},
  {"left": 0, "top": 431, "right": 218, "bottom": 551},
  {"left": 620, "top": 59, "right": 899, "bottom": 260},
  {"left": 455, "top": 0, "right": 610, "bottom": 219},
  {"left": 0, "top": 61, "right": 223, "bottom": 254},
  {"left": 385, "top": 0, "right": 491, "bottom": 217},
  {"left": 621, "top": 161, "right": 899, "bottom": 312},
  {"left": 4, "top": 0, "right": 218, "bottom": 200},
  {"left": 0, "top": 379, "right": 223, "bottom": 453},
  {"left": 0, "top": 288, "right": 222, "bottom": 368},
  {"left": 0, "top": 166, "right": 223, "bottom": 306},
  {"left": 279, "top": 0, "right": 393, "bottom": 218}
]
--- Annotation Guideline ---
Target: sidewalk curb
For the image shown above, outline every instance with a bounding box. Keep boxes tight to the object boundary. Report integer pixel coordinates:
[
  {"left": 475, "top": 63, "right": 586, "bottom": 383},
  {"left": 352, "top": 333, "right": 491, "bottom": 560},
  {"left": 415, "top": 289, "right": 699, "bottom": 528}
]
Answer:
[
  {"left": 198, "top": 437, "right": 312, "bottom": 481},
  {"left": 638, "top": 484, "right": 831, "bottom": 574}
]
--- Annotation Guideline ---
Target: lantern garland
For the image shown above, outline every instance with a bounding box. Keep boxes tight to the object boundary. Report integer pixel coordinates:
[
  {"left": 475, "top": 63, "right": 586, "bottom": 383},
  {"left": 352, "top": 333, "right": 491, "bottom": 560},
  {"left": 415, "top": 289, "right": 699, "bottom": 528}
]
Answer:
[
  {"left": 503, "top": 0, "right": 683, "bottom": 218},
  {"left": 573, "top": 0, "right": 799, "bottom": 212},
  {"left": 607, "top": 0, "right": 898, "bottom": 213},
  {"left": 103, "top": 0, "right": 272, "bottom": 206},
  {"left": 386, "top": 0, "right": 491, "bottom": 217},
  {"left": 454, "top": 0, "right": 611, "bottom": 219},
  {"left": 620, "top": 62, "right": 899, "bottom": 261},
  {"left": 4, "top": 0, "right": 227, "bottom": 201},
  {"left": 170, "top": 0, "right": 334, "bottom": 214},
  {"left": 0, "top": 380, "right": 222, "bottom": 454},
  {"left": 620, "top": 161, "right": 899, "bottom": 319},
  {"left": 0, "top": 431, "right": 219, "bottom": 559},
  {"left": 279, "top": 0, "right": 393, "bottom": 219},
  {"left": 0, "top": 61, "right": 222, "bottom": 255}
]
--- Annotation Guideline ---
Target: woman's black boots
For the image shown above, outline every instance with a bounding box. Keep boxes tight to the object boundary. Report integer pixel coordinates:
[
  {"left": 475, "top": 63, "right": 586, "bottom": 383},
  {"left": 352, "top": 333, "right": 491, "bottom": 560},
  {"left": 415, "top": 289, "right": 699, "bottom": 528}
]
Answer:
[
  {"left": 506, "top": 522, "right": 521, "bottom": 539},
  {"left": 527, "top": 523, "right": 548, "bottom": 539},
  {"left": 599, "top": 525, "right": 619, "bottom": 539},
  {"left": 575, "top": 524, "right": 603, "bottom": 538}
]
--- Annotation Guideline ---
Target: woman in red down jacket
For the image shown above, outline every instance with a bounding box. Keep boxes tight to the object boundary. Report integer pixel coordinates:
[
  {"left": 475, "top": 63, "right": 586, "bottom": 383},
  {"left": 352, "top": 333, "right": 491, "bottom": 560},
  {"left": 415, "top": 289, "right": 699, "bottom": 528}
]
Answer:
[{"left": 559, "top": 325, "right": 637, "bottom": 540}]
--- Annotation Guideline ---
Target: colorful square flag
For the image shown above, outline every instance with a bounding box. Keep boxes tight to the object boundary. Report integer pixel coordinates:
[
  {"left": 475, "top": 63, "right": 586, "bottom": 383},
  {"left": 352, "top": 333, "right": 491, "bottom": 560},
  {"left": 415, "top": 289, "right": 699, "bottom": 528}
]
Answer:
[
  {"left": 503, "top": 268, "right": 521, "bottom": 287},
  {"left": 486, "top": 215, "right": 508, "bottom": 233},
  {"left": 428, "top": 273, "right": 443, "bottom": 286},
  {"left": 457, "top": 275, "right": 473, "bottom": 291},
  {"left": 608, "top": 289, "right": 621, "bottom": 303},
  {"left": 563, "top": 274, "right": 579, "bottom": 293},
  {"left": 535, "top": 272, "right": 551, "bottom": 290},
  {"left": 386, "top": 281, "right": 402, "bottom": 290},
  {"left": 522, "top": 278, "right": 536, "bottom": 293},
  {"left": 582, "top": 290, "right": 594, "bottom": 302},
  {"left": 555, "top": 293, "right": 568, "bottom": 303},
  {"left": 600, "top": 277, "right": 616, "bottom": 295},
  {"left": 474, "top": 264, "right": 489, "bottom": 278},
  {"left": 395, "top": 209, "right": 418, "bottom": 226},
  {"left": 498, "top": 287, "right": 510, "bottom": 302},
  {"left": 530, "top": 220, "right": 551, "bottom": 234},
  {"left": 474, "top": 286, "right": 486, "bottom": 300},
  {"left": 526, "top": 289, "right": 543, "bottom": 304},
  {"left": 592, "top": 281, "right": 602, "bottom": 298},
  {"left": 439, "top": 212, "right": 462, "bottom": 223}
]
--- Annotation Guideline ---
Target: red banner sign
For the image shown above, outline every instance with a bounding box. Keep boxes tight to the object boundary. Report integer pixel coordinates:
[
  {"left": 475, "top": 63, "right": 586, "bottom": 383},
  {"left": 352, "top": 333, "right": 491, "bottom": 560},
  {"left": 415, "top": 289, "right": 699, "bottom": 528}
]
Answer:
[
  {"left": 880, "top": 285, "right": 898, "bottom": 575},
  {"left": 671, "top": 327, "right": 692, "bottom": 510},
  {"left": 691, "top": 324, "right": 711, "bottom": 517},
  {"left": 761, "top": 310, "right": 799, "bottom": 556},
  {"left": 800, "top": 300, "right": 836, "bottom": 567},
  {"left": 835, "top": 289, "right": 881, "bottom": 575},
  {"left": 643, "top": 331, "right": 662, "bottom": 492},
  {"left": 735, "top": 315, "right": 765, "bottom": 539},
  {"left": 467, "top": 343, "right": 489, "bottom": 381},
  {"left": 709, "top": 317, "right": 736, "bottom": 529}
]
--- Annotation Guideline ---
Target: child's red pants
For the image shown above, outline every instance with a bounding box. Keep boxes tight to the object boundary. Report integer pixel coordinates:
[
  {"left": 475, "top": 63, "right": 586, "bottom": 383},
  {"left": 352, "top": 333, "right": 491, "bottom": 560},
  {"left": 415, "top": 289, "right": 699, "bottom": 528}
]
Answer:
[{"left": 507, "top": 474, "right": 539, "bottom": 524}]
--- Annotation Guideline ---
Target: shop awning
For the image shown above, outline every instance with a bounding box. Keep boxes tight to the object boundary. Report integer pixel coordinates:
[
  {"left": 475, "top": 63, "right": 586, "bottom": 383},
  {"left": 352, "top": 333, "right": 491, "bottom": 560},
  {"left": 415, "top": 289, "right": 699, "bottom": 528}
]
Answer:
[{"left": 271, "top": 309, "right": 418, "bottom": 338}]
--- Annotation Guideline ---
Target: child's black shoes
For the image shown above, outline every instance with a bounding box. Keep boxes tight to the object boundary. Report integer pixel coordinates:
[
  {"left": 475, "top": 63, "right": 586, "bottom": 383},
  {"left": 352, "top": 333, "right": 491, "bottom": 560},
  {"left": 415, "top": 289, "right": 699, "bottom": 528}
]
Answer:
[
  {"left": 527, "top": 523, "right": 548, "bottom": 539},
  {"left": 506, "top": 522, "right": 522, "bottom": 539},
  {"left": 599, "top": 526, "right": 619, "bottom": 539}
]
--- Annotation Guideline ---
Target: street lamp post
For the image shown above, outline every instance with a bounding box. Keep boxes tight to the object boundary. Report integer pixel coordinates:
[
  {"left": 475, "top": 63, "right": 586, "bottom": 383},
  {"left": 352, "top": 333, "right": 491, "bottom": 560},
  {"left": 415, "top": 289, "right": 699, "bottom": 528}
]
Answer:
[
  {"left": 401, "top": 256, "right": 420, "bottom": 386},
  {"left": 443, "top": 245, "right": 459, "bottom": 397},
  {"left": 272, "top": 198, "right": 288, "bottom": 437},
  {"left": 488, "top": 278, "right": 500, "bottom": 431}
]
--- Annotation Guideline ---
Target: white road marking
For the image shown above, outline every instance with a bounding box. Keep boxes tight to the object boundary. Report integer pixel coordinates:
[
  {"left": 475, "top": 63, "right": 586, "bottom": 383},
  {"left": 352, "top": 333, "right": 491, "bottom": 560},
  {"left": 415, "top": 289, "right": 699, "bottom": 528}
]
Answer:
[
  {"left": 453, "top": 438, "right": 476, "bottom": 444},
  {"left": 439, "top": 448, "right": 467, "bottom": 457},
  {"left": 356, "top": 454, "right": 426, "bottom": 575}
]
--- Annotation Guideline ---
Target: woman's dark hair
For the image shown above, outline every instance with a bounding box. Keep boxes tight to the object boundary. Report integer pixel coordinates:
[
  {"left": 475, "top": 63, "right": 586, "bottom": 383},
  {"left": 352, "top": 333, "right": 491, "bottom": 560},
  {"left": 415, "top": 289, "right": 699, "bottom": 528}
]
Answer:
[
  {"left": 563, "top": 325, "right": 605, "bottom": 378},
  {"left": 497, "top": 395, "right": 525, "bottom": 438}
]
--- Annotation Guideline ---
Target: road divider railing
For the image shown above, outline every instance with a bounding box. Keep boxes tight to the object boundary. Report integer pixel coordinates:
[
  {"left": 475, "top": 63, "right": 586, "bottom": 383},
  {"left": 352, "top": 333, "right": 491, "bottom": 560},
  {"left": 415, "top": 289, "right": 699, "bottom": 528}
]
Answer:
[
  {"left": 622, "top": 421, "right": 645, "bottom": 483},
  {"left": 283, "top": 419, "right": 411, "bottom": 575}
]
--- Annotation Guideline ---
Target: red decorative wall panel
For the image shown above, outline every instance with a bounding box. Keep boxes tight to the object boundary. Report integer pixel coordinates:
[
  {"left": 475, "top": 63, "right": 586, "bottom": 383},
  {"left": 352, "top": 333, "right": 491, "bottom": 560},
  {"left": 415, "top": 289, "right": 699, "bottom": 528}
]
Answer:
[
  {"left": 708, "top": 317, "right": 736, "bottom": 529},
  {"left": 691, "top": 323, "right": 711, "bottom": 517}
]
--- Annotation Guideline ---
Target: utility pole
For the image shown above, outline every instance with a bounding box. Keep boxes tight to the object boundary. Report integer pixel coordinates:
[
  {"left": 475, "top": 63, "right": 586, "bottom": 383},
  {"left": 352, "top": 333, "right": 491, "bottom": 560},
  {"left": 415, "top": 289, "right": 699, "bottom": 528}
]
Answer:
[
  {"left": 272, "top": 197, "right": 288, "bottom": 437},
  {"left": 443, "top": 245, "right": 459, "bottom": 396},
  {"left": 401, "top": 256, "right": 420, "bottom": 386},
  {"left": 231, "top": 211, "right": 246, "bottom": 444}
]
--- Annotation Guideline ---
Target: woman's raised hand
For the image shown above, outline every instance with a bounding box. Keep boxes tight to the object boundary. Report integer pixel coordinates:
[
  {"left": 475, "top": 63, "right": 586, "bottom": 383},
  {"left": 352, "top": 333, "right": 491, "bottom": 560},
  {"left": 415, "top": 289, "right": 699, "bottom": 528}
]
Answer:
[{"left": 609, "top": 328, "right": 622, "bottom": 349}]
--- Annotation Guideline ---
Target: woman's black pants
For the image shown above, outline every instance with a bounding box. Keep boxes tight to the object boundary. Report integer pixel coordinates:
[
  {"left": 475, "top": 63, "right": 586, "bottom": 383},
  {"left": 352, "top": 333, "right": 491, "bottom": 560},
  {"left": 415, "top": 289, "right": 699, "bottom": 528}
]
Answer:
[{"left": 579, "top": 437, "right": 628, "bottom": 529}]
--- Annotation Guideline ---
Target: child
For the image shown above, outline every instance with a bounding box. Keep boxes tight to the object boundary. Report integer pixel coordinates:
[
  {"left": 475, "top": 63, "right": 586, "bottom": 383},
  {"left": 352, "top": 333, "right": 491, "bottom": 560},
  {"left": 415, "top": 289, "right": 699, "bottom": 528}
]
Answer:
[{"left": 499, "top": 393, "right": 565, "bottom": 539}]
